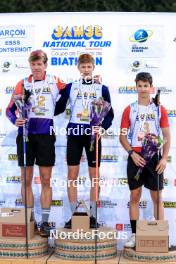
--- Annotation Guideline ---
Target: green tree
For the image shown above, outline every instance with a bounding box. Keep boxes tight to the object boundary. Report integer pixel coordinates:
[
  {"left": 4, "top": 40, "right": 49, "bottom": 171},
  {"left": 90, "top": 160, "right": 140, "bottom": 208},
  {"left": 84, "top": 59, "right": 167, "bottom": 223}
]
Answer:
[{"left": 0, "top": 0, "right": 176, "bottom": 12}]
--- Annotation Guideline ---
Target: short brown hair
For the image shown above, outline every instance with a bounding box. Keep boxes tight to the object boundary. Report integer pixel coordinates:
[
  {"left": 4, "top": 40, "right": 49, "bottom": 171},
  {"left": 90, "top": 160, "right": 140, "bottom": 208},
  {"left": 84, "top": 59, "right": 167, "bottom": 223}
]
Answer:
[
  {"left": 78, "top": 53, "right": 95, "bottom": 66},
  {"left": 28, "top": 49, "right": 48, "bottom": 64},
  {"left": 135, "top": 72, "right": 153, "bottom": 86}
]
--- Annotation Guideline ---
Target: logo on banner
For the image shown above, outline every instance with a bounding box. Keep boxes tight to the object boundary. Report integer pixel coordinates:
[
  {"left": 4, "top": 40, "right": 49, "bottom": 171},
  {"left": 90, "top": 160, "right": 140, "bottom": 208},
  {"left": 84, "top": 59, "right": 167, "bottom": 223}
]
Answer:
[
  {"left": 163, "top": 202, "right": 176, "bottom": 208},
  {"left": 43, "top": 25, "right": 112, "bottom": 66},
  {"left": 167, "top": 110, "right": 176, "bottom": 117},
  {"left": 15, "top": 198, "right": 23, "bottom": 206},
  {"left": 130, "top": 29, "right": 153, "bottom": 43},
  {"left": 1, "top": 60, "right": 29, "bottom": 74},
  {"left": 118, "top": 86, "right": 155, "bottom": 94},
  {"left": 8, "top": 154, "right": 18, "bottom": 160},
  {"left": 116, "top": 223, "right": 131, "bottom": 231},
  {"left": 51, "top": 200, "right": 63, "bottom": 206},
  {"left": 131, "top": 60, "right": 159, "bottom": 72},
  {"left": 163, "top": 178, "right": 168, "bottom": 186},
  {"left": 0, "top": 26, "right": 34, "bottom": 56},
  {"left": 118, "top": 86, "right": 136, "bottom": 94},
  {"left": 78, "top": 176, "right": 87, "bottom": 184},
  {"left": 6, "top": 176, "right": 21, "bottom": 183},
  {"left": 129, "top": 28, "right": 153, "bottom": 53},
  {"left": 5, "top": 86, "right": 15, "bottom": 94},
  {"left": 156, "top": 87, "right": 172, "bottom": 94},
  {"left": 0, "top": 133, "right": 6, "bottom": 138},
  {"left": 127, "top": 200, "right": 147, "bottom": 208},
  {"left": 117, "top": 178, "right": 128, "bottom": 186},
  {"left": 98, "top": 200, "right": 117, "bottom": 208},
  {"left": 0, "top": 200, "right": 5, "bottom": 206},
  {"left": 102, "top": 129, "right": 117, "bottom": 139},
  {"left": 101, "top": 154, "right": 118, "bottom": 162},
  {"left": 116, "top": 224, "right": 123, "bottom": 231},
  {"left": 1, "top": 61, "right": 12, "bottom": 72}
]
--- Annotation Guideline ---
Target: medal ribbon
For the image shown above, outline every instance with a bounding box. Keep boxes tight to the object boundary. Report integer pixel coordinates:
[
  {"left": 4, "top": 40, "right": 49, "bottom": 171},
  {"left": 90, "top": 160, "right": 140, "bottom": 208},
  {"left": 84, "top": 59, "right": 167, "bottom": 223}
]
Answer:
[
  {"left": 79, "top": 79, "right": 95, "bottom": 111},
  {"left": 138, "top": 105, "right": 149, "bottom": 132}
]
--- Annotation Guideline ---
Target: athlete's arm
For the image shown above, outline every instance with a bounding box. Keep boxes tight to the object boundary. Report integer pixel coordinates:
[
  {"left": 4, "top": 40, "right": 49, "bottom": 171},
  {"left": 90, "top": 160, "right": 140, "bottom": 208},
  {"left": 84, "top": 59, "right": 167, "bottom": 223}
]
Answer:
[{"left": 54, "top": 83, "right": 71, "bottom": 115}]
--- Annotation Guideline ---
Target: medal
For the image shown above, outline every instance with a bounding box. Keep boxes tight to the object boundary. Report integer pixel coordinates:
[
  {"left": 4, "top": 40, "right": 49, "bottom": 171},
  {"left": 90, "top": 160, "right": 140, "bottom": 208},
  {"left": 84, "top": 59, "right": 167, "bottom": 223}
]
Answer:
[
  {"left": 82, "top": 108, "right": 89, "bottom": 117},
  {"left": 80, "top": 107, "right": 89, "bottom": 121},
  {"left": 79, "top": 79, "right": 94, "bottom": 121},
  {"left": 32, "top": 77, "right": 47, "bottom": 112},
  {"left": 137, "top": 105, "right": 150, "bottom": 141}
]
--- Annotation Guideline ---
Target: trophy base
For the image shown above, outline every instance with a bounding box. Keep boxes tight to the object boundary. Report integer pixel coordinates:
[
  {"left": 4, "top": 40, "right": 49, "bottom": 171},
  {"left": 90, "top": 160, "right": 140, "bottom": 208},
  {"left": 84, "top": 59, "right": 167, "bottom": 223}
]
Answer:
[
  {"left": 55, "top": 227, "right": 117, "bottom": 261},
  {"left": 48, "top": 254, "right": 119, "bottom": 264},
  {"left": 0, "top": 235, "right": 48, "bottom": 259},
  {"left": 122, "top": 247, "right": 176, "bottom": 263}
]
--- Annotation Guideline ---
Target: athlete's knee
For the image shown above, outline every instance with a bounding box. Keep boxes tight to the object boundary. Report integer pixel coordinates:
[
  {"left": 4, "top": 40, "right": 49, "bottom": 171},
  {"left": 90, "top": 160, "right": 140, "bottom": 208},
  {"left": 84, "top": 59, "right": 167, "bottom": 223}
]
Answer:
[
  {"left": 130, "top": 190, "right": 141, "bottom": 203},
  {"left": 41, "top": 175, "right": 51, "bottom": 187},
  {"left": 67, "top": 165, "right": 79, "bottom": 181},
  {"left": 21, "top": 175, "right": 32, "bottom": 187},
  {"left": 68, "top": 175, "right": 78, "bottom": 181}
]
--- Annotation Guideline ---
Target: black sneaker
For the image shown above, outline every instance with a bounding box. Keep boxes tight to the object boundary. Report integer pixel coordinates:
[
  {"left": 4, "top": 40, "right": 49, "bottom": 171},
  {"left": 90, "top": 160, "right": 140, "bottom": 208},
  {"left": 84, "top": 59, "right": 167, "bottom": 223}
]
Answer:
[
  {"left": 39, "top": 222, "right": 52, "bottom": 237},
  {"left": 90, "top": 216, "right": 100, "bottom": 229},
  {"left": 34, "top": 221, "right": 40, "bottom": 235},
  {"left": 64, "top": 218, "right": 72, "bottom": 229}
]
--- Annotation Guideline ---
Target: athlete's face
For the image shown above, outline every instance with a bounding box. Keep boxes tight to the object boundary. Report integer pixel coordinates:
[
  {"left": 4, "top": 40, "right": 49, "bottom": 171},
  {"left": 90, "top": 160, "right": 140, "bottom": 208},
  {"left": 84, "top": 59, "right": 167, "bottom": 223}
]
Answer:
[
  {"left": 30, "top": 59, "right": 47, "bottom": 80},
  {"left": 78, "top": 62, "right": 95, "bottom": 80},
  {"left": 136, "top": 80, "right": 152, "bottom": 98}
]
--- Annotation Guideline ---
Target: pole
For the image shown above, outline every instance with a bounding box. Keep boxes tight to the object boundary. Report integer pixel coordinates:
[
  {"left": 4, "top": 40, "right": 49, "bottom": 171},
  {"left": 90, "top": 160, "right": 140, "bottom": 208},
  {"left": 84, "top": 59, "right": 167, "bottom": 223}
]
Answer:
[
  {"left": 22, "top": 107, "right": 29, "bottom": 258},
  {"left": 155, "top": 89, "right": 161, "bottom": 220},
  {"left": 94, "top": 132, "right": 100, "bottom": 264},
  {"left": 157, "top": 149, "right": 160, "bottom": 220}
]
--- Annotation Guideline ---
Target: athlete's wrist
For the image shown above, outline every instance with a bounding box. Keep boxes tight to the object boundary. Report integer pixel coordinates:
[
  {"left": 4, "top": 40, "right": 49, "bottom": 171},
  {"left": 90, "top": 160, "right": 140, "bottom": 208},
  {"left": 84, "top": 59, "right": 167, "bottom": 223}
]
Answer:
[{"left": 127, "top": 149, "right": 134, "bottom": 156}]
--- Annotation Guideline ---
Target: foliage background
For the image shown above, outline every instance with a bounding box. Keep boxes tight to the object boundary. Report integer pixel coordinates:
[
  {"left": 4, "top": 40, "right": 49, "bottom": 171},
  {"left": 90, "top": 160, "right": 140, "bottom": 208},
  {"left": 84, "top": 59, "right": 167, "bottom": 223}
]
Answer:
[{"left": 0, "top": 0, "right": 176, "bottom": 12}]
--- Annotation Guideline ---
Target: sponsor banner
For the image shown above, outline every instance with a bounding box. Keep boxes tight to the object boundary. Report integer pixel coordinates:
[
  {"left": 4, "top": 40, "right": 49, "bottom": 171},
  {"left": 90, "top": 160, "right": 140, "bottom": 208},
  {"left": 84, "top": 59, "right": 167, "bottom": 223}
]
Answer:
[
  {"left": 0, "top": 12, "right": 175, "bottom": 246},
  {"left": 118, "top": 26, "right": 165, "bottom": 58}
]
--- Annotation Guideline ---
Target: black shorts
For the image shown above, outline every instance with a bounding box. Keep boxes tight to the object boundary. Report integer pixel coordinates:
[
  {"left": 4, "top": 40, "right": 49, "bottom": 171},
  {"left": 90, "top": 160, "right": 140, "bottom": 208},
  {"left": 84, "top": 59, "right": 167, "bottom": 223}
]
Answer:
[
  {"left": 127, "top": 153, "right": 164, "bottom": 191},
  {"left": 67, "top": 135, "right": 101, "bottom": 167},
  {"left": 16, "top": 134, "right": 56, "bottom": 167}
]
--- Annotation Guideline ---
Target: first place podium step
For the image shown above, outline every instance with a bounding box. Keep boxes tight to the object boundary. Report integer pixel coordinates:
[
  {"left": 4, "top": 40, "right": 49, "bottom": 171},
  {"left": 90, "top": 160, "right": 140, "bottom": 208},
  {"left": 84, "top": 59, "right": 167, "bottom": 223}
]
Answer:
[
  {"left": 0, "top": 251, "right": 120, "bottom": 264},
  {"left": 47, "top": 254, "right": 120, "bottom": 264}
]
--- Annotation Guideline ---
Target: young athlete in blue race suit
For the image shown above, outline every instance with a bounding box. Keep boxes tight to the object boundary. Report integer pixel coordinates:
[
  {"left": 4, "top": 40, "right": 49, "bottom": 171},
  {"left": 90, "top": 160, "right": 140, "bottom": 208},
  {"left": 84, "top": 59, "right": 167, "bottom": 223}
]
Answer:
[{"left": 55, "top": 54, "right": 114, "bottom": 228}]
